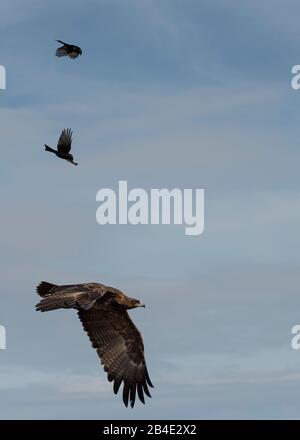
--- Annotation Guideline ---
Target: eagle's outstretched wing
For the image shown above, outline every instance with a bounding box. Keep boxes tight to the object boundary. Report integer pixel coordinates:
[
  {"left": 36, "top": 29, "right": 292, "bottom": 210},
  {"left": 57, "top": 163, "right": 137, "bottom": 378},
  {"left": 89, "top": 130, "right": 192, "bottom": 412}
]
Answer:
[
  {"left": 57, "top": 128, "right": 72, "bottom": 154},
  {"left": 78, "top": 307, "right": 153, "bottom": 407},
  {"left": 36, "top": 282, "right": 107, "bottom": 311}
]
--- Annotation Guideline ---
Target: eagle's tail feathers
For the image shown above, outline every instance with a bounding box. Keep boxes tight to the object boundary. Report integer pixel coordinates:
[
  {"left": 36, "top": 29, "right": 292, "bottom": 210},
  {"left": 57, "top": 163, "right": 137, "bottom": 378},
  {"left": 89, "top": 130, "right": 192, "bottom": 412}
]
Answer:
[{"left": 36, "top": 281, "right": 57, "bottom": 297}]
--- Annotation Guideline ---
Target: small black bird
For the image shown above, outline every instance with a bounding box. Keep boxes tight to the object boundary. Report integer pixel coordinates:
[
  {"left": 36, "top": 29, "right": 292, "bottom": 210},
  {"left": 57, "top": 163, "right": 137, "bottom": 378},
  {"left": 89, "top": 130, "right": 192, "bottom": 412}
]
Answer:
[
  {"left": 56, "top": 40, "right": 82, "bottom": 59},
  {"left": 45, "top": 129, "right": 78, "bottom": 166}
]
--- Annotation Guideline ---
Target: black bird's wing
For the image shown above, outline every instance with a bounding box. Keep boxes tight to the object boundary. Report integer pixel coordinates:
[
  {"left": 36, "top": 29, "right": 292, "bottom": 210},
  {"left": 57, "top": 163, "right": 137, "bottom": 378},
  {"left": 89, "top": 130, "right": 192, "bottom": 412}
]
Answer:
[
  {"left": 78, "top": 306, "right": 153, "bottom": 408},
  {"left": 56, "top": 41, "right": 71, "bottom": 57},
  {"left": 57, "top": 128, "right": 72, "bottom": 154}
]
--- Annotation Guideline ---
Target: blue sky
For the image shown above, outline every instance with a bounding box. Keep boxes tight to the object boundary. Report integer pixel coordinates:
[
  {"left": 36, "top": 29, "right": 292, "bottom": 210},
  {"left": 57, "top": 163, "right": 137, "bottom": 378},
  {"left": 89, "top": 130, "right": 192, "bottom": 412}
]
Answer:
[{"left": 1, "top": 0, "right": 300, "bottom": 419}]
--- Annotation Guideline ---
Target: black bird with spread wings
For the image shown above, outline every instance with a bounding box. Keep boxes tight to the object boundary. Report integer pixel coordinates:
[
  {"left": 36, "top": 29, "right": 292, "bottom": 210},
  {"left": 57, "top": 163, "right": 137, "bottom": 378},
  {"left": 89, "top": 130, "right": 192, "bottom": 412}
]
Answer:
[
  {"left": 56, "top": 40, "right": 82, "bottom": 59},
  {"left": 44, "top": 129, "right": 78, "bottom": 166},
  {"left": 35, "top": 281, "right": 153, "bottom": 408}
]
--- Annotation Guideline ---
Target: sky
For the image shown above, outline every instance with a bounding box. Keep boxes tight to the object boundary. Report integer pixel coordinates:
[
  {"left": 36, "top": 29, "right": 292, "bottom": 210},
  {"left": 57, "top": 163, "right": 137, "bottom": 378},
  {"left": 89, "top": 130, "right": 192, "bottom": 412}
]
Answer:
[{"left": 0, "top": 0, "right": 300, "bottom": 419}]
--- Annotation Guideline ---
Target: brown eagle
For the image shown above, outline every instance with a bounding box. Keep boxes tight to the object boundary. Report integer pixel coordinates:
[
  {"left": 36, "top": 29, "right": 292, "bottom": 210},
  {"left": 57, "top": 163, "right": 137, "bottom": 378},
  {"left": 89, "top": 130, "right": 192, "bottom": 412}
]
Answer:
[{"left": 35, "top": 281, "right": 153, "bottom": 408}]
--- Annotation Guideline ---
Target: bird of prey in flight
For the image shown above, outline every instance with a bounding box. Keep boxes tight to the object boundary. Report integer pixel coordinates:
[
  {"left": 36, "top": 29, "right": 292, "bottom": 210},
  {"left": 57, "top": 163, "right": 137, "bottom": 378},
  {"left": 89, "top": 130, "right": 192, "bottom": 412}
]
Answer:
[
  {"left": 35, "top": 281, "right": 154, "bottom": 408},
  {"left": 44, "top": 129, "right": 78, "bottom": 166},
  {"left": 56, "top": 40, "right": 82, "bottom": 59}
]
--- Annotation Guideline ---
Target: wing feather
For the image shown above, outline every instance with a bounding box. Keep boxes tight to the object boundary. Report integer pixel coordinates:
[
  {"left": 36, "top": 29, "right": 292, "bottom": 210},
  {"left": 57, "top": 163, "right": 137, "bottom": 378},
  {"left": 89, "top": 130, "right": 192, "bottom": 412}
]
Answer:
[
  {"left": 113, "top": 376, "right": 123, "bottom": 394},
  {"left": 137, "top": 383, "right": 145, "bottom": 404},
  {"left": 123, "top": 380, "right": 130, "bottom": 407}
]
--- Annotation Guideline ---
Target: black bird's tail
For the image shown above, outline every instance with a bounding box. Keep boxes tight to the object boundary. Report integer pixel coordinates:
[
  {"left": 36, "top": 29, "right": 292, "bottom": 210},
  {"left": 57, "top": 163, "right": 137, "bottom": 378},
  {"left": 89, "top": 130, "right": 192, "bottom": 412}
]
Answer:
[
  {"left": 45, "top": 145, "right": 56, "bottom": 153},
  {"left": 56, "top": 40, "right": 67, "bottom": 45}
]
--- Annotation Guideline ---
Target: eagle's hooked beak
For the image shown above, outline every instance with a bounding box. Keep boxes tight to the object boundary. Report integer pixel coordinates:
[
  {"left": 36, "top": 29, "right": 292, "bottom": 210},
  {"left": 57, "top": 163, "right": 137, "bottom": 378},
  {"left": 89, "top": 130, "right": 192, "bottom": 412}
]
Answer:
[{"left": 138, "top": 303, "right": 145, "bottom": 308}]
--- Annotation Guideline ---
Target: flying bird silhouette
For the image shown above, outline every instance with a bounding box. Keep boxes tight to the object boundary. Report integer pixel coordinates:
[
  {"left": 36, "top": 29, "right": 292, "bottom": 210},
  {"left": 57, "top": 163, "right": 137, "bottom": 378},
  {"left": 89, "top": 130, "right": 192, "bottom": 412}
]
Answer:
[
  {"left": 56, "top": 40, "right": 82, "bottom": 59},
  {"left": 35, "top": 281, "right": 153, "bottom": 408},
  {"left": 44, "top": 129, "right": 78, "bottom": 166}
]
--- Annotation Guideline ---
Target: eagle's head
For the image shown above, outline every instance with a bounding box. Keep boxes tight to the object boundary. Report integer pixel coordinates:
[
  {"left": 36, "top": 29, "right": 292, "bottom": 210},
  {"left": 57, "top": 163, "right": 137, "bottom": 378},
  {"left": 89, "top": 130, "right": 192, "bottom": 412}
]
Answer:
[
  {"left": 128, "top": 298, "right": 145, "bottom": 309},
  {"left": 111, "top": 290, "right": 145, "bottom": 309},
  {"left": 120, "top": 295, "right": 145, "bottom": 309}
]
